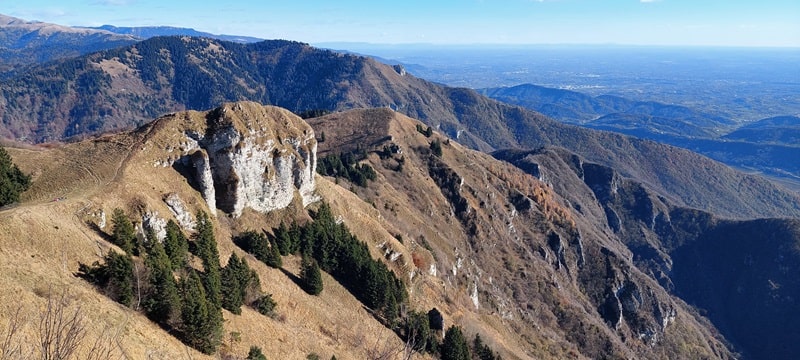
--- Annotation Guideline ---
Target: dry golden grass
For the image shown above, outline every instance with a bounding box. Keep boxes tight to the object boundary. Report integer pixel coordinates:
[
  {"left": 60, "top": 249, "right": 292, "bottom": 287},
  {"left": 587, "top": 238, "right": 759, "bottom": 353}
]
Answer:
[{"left": 0, "top": 105, "right": 421, "bottom": 360}]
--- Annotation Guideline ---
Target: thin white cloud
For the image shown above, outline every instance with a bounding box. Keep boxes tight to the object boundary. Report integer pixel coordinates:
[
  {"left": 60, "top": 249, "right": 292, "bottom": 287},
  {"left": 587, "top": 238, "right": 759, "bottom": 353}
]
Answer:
[{"left": 94, "top": 0, "right": 136, "bottom": 6}]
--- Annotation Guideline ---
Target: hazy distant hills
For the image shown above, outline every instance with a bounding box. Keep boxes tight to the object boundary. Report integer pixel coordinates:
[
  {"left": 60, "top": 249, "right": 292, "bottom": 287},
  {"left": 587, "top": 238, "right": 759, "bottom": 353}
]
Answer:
[
  {"left": 0, "top": 14, "right": 137, "bottom": 74},
  {"left": 723, "top": 115, "right": 800, "bottom": 145},
  {"left": 480, "top": 83, "right": 735, "bottom": 132},
  {"left": 481, "top": 83, "right": 800, "bottom": 185},
  {"left": 86, "top": 25, "right": 264, "bottom": 43}
]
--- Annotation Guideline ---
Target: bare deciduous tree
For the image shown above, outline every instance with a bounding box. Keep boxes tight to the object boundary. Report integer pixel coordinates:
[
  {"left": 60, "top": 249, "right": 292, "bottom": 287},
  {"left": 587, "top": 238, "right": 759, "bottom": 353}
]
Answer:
[
  {"left": 2, "top": 287, "right": 124, "bottom": 360},
  {"left": 1, "top": 305, "right": 27, "bottom": 360},
  {"left": 37, "top": 290, "right": 86, "bottom": 360}
]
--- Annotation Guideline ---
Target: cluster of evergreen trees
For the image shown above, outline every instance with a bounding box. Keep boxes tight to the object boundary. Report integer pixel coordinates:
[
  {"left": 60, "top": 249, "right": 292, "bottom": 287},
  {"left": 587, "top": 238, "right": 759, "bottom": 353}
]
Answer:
[
  {"left": 237, "top": 202, "right": 407, "bottom": 321},
  {"left": 76, "top": 204, "right": 499, "bottom": 358},
  {"left": 0, "top": 145, "right": 31, "bottom": 207},
  {"left": 296, "top": 109, "right": 332, "bottom": 119},
  {"left": 316, "top": 150, "right": 377, "bottom": 187},
  {"left": 439, "top": 326, "right": 502, "bottom": 360},
  {"left": 78, "top": 209, "right": 270, "bottom": 355},
  {"left": 416, "top": 124, "right": 434, "bottom": 137}
]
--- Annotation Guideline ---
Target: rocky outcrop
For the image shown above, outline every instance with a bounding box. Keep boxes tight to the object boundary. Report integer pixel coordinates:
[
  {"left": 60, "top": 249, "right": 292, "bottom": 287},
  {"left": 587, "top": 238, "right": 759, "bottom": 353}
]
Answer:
[
  {"left": 163, "top": 193, "right": 195, "bottom": 230},
  {"left": 156, "top": 102, "right": 318, "bottom": 217}
]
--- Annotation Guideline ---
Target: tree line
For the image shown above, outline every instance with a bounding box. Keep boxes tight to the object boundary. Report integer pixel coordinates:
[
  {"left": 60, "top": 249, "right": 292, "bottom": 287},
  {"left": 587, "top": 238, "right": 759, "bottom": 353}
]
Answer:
[{"left": 0, "top": 145, "right": 31, "bottom": 207}]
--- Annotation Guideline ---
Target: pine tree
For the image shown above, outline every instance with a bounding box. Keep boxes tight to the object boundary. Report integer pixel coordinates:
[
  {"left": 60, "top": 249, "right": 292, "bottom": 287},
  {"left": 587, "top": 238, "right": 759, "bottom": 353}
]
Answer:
[
  {"left": 143, "top": 240, "right": 181, "bottom": 325},
  {"left": 107, "top": 251, "right": 135, "bottom": 307},
  {"left": 111, "top": 208, "right": 136, "bottom": 255},
  {"left": 180, "top": 271, "right": 221, "bottom": 354},
  {"left": 266, "top": 236, "right": 283, "bottom": 268},
  {"left": 247, "top": 346, "right": 267, "bottom": 360},
  {"left": 253, "top": 294, "right": 277, "bottom": 317},
  {"left": 288, "top": 220, "right": 301, "bottom": 254},
  {"left": 221, "top": 253, "right": 245, "bottom": 314},
  {"left": 77, "top": 250, "right": 135, "bottom": 307},
  {"left": 239, "top": 262, "right": 261, "bottom": 305},
  {"left": 163, "top": 220, "right": 189, "bottom": 270},
  {"left": 235, "top": 230, "right": 282, "bottom": 268},
  {"left": 473, "top": 334, "right": 497, "bottom": 360},
  {"left": 300, "top": 256, "right": 323, "bottom": 295},
  {"left": 404, "top": 310, "right": 431, "bottom": 352},
  {"left": 0, "top": 145, "right": 31, "bottom": 207},
  {"left": 274, "top": 222, "right": 292, "bottom": 256},
  {"left": 441, "top": 325, "right": 470, "bottom": 360},
  {"left": 194, "top": 211, "right": 222, "bottom": 310},
  {"left": 430, "top": 139, "right": 443, "bottom": 157}
]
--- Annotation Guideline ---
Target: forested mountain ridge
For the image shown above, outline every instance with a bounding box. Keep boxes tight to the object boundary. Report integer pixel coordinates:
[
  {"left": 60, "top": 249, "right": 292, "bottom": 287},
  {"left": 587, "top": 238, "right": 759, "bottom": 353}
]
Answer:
[
  {"left": 0, "top": 14, "right": 138, "bottom": 75},
  {"left": 1, "top": 35, "right": 798, "bottom": 221}
]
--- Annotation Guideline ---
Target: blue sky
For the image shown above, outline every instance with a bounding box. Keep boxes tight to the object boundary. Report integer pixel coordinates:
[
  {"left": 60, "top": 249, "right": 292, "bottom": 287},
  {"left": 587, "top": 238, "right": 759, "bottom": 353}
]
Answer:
[{"left": 4, "top": 0, "right": 799, "bottom": 47}]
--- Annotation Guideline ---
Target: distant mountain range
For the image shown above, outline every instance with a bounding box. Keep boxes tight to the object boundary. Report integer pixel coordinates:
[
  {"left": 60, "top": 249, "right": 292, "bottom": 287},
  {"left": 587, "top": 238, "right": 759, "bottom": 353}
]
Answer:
[
  {"left": 0, "top": 14, "right": 137, "bottom": 74},
  {"left": 0, "top": 14, "right": 263, "bottom": 76},
  {"left": 85, "top": 25, "right": 264, "bottom": 43},
  {"left": 723, "top": 115, "right": 800, "bottom": 145},
  {"left": 480, "top": 84, "right": 800, "bottom": 186}
]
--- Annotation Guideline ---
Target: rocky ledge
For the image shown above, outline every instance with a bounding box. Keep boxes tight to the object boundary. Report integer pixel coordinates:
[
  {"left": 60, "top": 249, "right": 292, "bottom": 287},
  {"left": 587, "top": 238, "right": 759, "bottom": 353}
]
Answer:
[{"left": 155, "top": 102, "right": 318, "bottom": 217}]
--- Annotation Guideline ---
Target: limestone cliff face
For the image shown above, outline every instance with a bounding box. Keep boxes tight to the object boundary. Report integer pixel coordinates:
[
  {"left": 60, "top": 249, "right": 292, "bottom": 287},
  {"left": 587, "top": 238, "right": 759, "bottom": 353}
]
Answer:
[{"left": 152, "top": 102, "right": 317, "bottom": 217}]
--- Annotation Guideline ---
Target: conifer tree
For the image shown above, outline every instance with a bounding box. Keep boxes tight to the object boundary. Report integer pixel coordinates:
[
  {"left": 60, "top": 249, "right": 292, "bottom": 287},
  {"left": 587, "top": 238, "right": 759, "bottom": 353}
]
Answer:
[
  {"left": 180, "top": 271, "right": 221, "bottom": 354},
  {"left": 404, "top": 310, "right": 431, "bottom": 352},
  {"left": 194, "top": 211, "right": 222, "bottom": 310},
  {"left": 430, "top": 139, "right": 443, "bottom": 157},
  {"left": 247, "top": 346, "right": 267, "bottom": 360},
  {"left": 221, "top": 253, "right": 245, "bottom": 314},
  {"left": 473, "top": 334, "right": 497, "bottom": 360},
  {"left": 143, "top": 239, "right": 181, "bottom": 325},
  {"left": 266, "top": 235, "right": 283, "bottom": 268},
  {"left": 239, "top": 261, "right": 261, "bottom": 304},
  {"left": 300, "top": 256, "right": 323, "bottom": 295},
  {"left": 441, "top": 325, "right": 470, "bottom": 360},
  {"left": 78, "top": 250, "right": 135, "bottom": 307},
  {"left": 111, "top": 208, "right": 136, "bottom": 255},
  {"left": 163, "top": 220, "right": 189, "bottom": 270},
  {"left": 107, "top": 251, "right": 135, "bottom": 307},
  {"left": 288, "top": 220, "right": 301, "bottom": 254},
  {"left": 0, "top": 145, "right": 31, "bottom": 207},
  {"left": 274, "top": 222, "right": 292, "bottom": 256},
  {"left": 236, "top": 230, "right": 282, "bottom": 268},
  {"left": 253, "top": 293, "right": 277, "bottom": 317}
]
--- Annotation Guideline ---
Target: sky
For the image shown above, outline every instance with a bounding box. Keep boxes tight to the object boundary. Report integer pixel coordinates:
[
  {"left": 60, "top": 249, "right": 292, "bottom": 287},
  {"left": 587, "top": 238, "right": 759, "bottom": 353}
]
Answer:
[{"left": 4, "top": 0, "right": 799, "bottom": 47}]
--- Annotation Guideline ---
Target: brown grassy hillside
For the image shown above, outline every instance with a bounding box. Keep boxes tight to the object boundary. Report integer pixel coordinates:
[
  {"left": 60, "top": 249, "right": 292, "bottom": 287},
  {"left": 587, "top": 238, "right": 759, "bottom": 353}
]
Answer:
[{"left": 1, "top": 103, "right": 759, "bottom": 359}]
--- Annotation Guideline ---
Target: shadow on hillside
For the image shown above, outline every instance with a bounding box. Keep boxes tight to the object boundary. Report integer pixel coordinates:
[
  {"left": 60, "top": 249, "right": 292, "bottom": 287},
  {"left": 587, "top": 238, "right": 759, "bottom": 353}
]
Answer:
[
  {"left": 86, "top": 220, "right": 113, "bottom": 243},
  {"left": 171, "top": 159, "right": 204, "bottom": 195},
  {"left": 278, "top": 267, "right": 303, "bottom": 289}
]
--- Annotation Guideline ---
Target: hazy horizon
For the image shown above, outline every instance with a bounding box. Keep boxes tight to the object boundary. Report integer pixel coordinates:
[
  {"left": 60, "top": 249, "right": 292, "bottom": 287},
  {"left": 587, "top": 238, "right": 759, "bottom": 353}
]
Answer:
[{"left": 4, "top": 0, "right": 799, "bottom": 48}]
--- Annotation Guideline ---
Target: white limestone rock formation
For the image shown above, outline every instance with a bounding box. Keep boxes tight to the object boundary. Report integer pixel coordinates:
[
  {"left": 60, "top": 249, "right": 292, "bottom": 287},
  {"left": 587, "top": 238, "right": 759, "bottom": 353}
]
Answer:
[
  {"left": 163, "top": 193, "right": 196, "bottom": 230},
  {"left": 157, "top": 102, "right": 318, "bottom": 217}
]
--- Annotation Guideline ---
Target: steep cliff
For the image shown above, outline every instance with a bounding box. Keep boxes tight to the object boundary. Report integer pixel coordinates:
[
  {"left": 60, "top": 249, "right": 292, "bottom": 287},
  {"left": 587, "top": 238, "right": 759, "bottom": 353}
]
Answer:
[
  {"left": 495, "top": 147, "right": 800, "bottom": 360},
  {"left": 308, "top": 108, "right": 735, "bottom": 360},
  {"left": 148, "top": 101, "right": 317, "bottom": 217}
]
